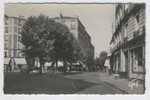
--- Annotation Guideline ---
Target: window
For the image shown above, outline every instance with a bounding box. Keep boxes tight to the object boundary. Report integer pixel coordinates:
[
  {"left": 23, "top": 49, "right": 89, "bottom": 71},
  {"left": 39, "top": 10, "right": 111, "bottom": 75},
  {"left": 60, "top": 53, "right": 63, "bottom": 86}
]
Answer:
[
  {"left": 18, "top": 35, "right": 21, "bottom": 41},
  {"left": 132, "top": 47, "right": 145, "bottom": 73},
  {"left": 14, "top": 26, "right": 18, "bottom": 33},
  {"left": 18, "top": 28, "right": 22, "bottom": 33},
  {"left": 5, "top": 20, "right": 8, "bottom": 25},
  {"left": 14, "top": 19, "right": 18, "bottom": 25},
  {"left": 125, "top": 4, "right": 129, "bottom": 11},
  {"left": 4, "top": 43, "right": 8, "bottom": 49},
  {"left": 119, "top": 9, "right": 123, "bottom": 18},
  {"left": 135, "top": 14, "right": 140, "bottom": 31},
  {"left": 18, "top": 20, "right": 21, "bottom": 26},
  {"left": 71, "top": 19, "right": 75, "bottom": 22},
  {"left": 71, "top": 23, "right": 76, "bottom": 30},
  {"left": 5, "top": 27, "right": 9, "bottom": 33},
  {"left": 4, "top": 35, "right": 9, "bottom": 41},
  {"left": 124, "top": 23, "right": 128, "bottom": 37},
  {"left": 136, "top": 14, "right": 140, "bottom": 23}
]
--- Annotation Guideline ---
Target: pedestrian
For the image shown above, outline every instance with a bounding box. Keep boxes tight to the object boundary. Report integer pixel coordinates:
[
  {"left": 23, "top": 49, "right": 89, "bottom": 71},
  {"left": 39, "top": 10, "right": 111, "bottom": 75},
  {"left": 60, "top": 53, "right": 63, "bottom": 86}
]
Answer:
[
  {"left": 104, "top": 57, "right": 111, "bottom": 75},
  {"left": 8, "top": 58, "right": 16, "bottom": 72}
]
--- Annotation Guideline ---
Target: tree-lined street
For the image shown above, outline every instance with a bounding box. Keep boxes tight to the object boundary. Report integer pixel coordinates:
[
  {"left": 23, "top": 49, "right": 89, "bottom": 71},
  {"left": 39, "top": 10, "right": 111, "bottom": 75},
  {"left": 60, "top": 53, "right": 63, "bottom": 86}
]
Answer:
[{"left": 4, "top": 3, "right": 145, "bottom": 94}]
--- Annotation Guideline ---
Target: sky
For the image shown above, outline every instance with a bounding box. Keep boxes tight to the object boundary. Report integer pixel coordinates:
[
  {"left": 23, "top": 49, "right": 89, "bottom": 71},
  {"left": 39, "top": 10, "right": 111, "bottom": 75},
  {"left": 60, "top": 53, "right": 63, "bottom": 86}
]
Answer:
[{"left": 5, "top": 3, "right": 115, "bottom": 58}]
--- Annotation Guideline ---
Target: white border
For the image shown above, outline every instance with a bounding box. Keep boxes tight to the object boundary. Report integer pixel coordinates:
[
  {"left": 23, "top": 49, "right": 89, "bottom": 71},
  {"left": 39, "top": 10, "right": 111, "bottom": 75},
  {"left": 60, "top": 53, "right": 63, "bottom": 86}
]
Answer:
[{"left": 0, "top": 0, "right": 150, "bottom": 100}]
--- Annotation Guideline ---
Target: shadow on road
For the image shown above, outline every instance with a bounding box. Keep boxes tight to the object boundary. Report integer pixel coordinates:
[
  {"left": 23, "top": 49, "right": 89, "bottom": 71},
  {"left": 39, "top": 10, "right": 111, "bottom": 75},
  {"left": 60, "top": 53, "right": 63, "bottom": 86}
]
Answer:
[{"left": 4, "top": 72, "right": 98, "bottom": 94}]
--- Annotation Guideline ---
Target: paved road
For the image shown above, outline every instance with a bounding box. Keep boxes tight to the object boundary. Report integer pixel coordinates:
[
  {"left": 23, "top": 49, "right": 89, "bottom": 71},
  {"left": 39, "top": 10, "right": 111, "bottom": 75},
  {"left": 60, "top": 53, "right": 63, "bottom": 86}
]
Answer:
[
  {"left": 4, "top": 72, "right": 125, "bottom": 94},
  {"left": 64, "top": 72, "right": 126, "bottom": 94}
]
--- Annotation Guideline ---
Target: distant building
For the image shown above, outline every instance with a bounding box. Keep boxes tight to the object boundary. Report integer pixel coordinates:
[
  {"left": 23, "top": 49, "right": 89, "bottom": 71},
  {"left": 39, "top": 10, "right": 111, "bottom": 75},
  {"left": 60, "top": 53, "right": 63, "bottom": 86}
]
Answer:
[
  {"left": 53, "top": 14, "right": 95, "bottom": 63},
  {"left": 110, "top": 4, "right": 145, "bottom": 82},
  {"left": 4, "top": 15, "right": 26, "bottom": 72}
]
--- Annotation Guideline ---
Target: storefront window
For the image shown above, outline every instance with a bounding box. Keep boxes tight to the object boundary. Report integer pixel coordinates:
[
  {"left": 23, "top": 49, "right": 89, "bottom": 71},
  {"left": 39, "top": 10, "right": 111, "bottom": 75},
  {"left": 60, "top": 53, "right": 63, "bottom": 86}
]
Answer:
[
  {"left": 135, "top": 13, "right": 140, "bottom": 31},
  {"left": 124, "top": 23, "right": 128, "bottom": 38},
  {"left": 132, "top": 47, "right": 145, "bottom": 73}
]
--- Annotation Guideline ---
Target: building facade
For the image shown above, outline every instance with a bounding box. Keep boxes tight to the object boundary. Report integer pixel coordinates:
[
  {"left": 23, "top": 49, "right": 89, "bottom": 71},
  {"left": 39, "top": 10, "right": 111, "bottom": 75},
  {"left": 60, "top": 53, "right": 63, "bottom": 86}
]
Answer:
[
  {"left": 53, "top": 15, "right": 95, "bottom": 62},
  {"left": 110, "top": 4, "right": 145, "bottom": 82},
  {"left": 4, "top": 15, "right": 26, "bottom": 72}
]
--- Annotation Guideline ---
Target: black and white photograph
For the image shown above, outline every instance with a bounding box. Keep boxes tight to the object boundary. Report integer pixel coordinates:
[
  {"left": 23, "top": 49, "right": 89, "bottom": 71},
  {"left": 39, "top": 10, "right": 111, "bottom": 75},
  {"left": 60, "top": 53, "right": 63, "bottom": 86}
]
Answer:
[{"left": 3, "top": 2, "right": 146, "bottom": 94}]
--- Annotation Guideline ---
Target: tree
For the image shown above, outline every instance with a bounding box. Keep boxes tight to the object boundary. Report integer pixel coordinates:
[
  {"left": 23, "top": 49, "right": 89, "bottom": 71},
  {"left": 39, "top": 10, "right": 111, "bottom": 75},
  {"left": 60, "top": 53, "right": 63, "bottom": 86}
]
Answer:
[
  {"left": 85, "top": 56, "right": 95, "bottom": 72},
  {"left": 21, "top": 15, "right": 55, "bottom": 73},
  {"left": 95, "top": 57, "right": 100, "bottom": 70},
  {"left": 98, "top": 51, "right": 108, "bottom": 70},
  {"left": 51, "top": 22, "right": 82, "bottom": 72}
]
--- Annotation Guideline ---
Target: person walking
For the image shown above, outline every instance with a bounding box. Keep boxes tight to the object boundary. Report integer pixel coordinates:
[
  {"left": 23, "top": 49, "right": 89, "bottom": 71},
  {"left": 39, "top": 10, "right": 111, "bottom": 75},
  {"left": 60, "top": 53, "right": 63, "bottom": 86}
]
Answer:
[
  {"left": 104, "top": 57, "right": 111, "bottom": 75},
  {"left": 8, "top": 57, "right": 16, "bottom": 72}
]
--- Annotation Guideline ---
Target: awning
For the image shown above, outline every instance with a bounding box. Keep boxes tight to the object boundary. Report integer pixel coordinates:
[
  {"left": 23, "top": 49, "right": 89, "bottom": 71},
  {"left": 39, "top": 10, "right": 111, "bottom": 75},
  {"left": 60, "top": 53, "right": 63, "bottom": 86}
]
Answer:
[
  {"left": 44, "top": 62, "right": 52, "bottom": 67},
  {"left": 53, "top": 61, "right": 63, "bottom": 67},
  {"left": 4, "top": 58, "right": 10, "bottom": 64},
  {"left": 57, "top": 61, "right": 63, "bottom": 67},
  {"left": 15, "top": 58, "right": 27, "bottom": 65}
]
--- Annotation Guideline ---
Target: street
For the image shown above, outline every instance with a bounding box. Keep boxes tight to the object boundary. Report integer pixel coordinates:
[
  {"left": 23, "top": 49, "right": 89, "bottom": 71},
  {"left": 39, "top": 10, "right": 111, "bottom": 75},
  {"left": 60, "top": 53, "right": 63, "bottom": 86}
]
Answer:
[{"left": 4, "top": 72, "right": 126, "bottom": 94}]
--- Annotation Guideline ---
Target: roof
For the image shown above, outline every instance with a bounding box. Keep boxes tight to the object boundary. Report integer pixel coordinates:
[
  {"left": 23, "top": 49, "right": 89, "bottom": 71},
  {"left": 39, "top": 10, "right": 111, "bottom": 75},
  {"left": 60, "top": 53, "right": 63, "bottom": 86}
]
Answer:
[{"left": 5, "top": 14, "right": 26, "bottom": 21}]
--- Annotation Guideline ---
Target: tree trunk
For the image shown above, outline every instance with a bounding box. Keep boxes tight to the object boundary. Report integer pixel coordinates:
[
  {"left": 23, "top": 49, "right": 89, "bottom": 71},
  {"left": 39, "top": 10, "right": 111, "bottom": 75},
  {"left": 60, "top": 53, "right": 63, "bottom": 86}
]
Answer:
[
  {"left": 39, "top": 63, "right": 42, "bottom": 74},
  {"left": 63, "top": 60, "right": 65, "bottom": 73},
  {"left": 25, "top": 56, "right": 35, "bottom": 73},
  {"left": 39, "top": 58, "right": 45, "bottom": 74}
]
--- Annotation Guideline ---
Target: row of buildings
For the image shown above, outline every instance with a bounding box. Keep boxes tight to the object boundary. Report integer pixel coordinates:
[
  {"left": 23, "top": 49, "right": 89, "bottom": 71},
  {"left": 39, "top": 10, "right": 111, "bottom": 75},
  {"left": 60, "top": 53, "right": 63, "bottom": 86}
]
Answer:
[
  {"left": 110, "top": 4, "right": 145, "bottom": 83},
  {"left": 4, "top": 14, "right": 94, "bottom": 72}
]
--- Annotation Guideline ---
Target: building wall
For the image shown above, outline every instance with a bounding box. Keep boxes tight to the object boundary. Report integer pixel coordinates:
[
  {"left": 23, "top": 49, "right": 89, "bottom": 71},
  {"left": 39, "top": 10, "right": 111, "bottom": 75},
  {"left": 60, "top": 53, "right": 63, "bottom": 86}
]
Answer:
[
  {"left": 4, "top": 15, "right": 25, "bottom": 58},
  {"left": 110, "top": 4, "right": 145, "bottom": 80}
]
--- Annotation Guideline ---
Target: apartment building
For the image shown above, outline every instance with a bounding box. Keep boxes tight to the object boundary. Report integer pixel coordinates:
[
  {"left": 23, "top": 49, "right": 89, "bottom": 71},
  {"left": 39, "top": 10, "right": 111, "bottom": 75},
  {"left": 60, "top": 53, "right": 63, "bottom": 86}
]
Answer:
[
  {"left": 4, "top": 15, "right": 26, "bottom": 72},
  {"left": 110, "top": 4, "right": 145, "bottom": 82}
]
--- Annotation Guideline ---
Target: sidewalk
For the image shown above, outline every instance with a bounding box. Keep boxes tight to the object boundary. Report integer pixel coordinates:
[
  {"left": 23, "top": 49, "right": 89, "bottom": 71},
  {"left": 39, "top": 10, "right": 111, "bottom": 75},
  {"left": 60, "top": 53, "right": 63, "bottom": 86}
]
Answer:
[
  {"left": 98, "top": 72, "right": 145, "bottom": 94},
  {"left": 64, "top": 72, "right": 145, "bottom": 94}
]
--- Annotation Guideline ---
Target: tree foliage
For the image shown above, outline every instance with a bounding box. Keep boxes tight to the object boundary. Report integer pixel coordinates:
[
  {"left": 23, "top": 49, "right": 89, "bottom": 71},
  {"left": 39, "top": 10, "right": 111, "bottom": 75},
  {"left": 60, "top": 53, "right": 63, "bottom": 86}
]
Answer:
[
  {"left": 20, "top": 15, "right": 82, "bottom": 72},
  {"left": 98, "top": 51, "right": 108, "bottom": 68}
]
